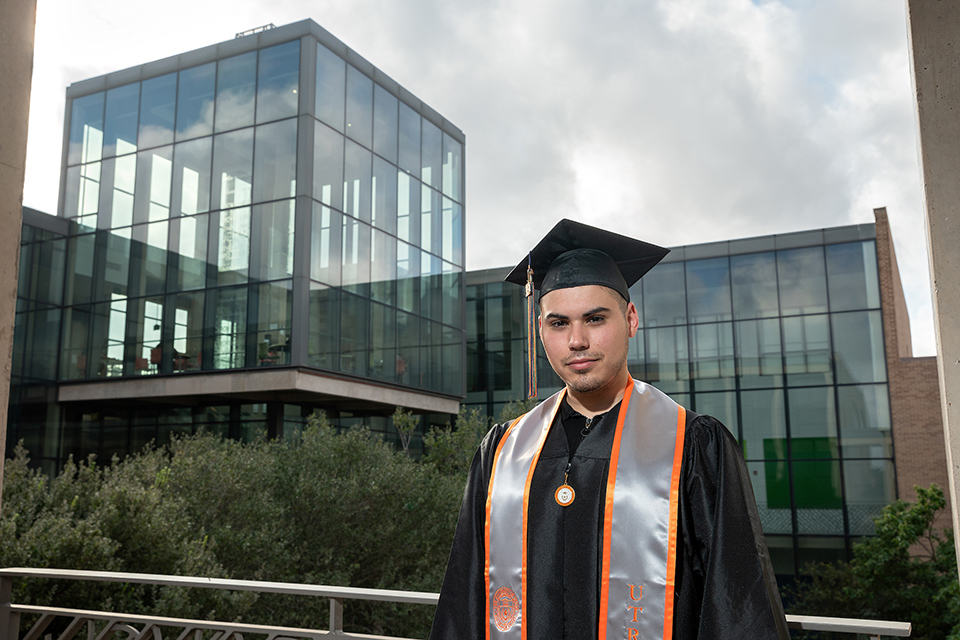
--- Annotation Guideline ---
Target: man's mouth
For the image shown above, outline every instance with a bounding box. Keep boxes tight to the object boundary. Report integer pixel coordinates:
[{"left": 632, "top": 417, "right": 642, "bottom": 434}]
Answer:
[{"left": 565, "top": 357, "right": 599, "bottom": 372}]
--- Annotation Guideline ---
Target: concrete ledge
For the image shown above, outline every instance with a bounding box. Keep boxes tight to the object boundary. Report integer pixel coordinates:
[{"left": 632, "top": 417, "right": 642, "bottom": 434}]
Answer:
[{"left": 57, "top": 368, "right": 460, "bottom": 415}]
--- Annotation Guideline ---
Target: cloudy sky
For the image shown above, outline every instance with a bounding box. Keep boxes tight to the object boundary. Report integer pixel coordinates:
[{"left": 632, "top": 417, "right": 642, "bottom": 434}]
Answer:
[{"left": 23, "top": 0, "right": 936, "bottom": 355}]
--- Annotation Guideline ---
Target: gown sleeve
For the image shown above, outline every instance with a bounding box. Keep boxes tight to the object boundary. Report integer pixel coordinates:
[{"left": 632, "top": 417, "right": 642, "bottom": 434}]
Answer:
[
  {"left": 428, "top": 423, "right": 508, "bottom": 640},
  {"left": 673, "top": 413, "right": 790, "bottom": 640}
]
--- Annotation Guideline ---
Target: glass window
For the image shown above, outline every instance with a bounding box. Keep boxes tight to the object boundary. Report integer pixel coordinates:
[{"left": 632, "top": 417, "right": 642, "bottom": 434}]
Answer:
[
  {"left": 309, "top": 284, "right": 339, "bottom": 369},
  {"left": 65, "top": 233, "right": 96, "bottom": 306},
  {"left": 686, "top": 257, "right": 731, "bottom": 323},
  {"left": 826, "top": 241, "right": 881, "bottom": 312},
  {"left": 844, "top": 459, "right": 896, "bottom": 534},
  {"left": 103, "top": 84, "right": 140, "bottom": 158},
  {"left": 28, "top": 237, "right": 67, "bottom": 306},
  {"left": 838, "top": 384, "right": 892, "bottom": 458},
  {"left": 134, "top": 146, "right": 173, "bottom": 224},
  {"left": 216, "top": 51, "right": 257, "bottom": 133},
  {"left": 342, "top": 215, "right": 372, "bottom": 296},
  {"left": 369, "top": 302, "right": 397, "bottom": 382},
  {"left": 343, "top": 140, "right": 371, "bottom": 221},
  {"left": 694, "top": 391, "right": 738, "bottom": 438},
  {"left": 97, "top": 231, "right": 131, "bottom": 301},
  {"left": 64, "top": 161, "right": 102, "bottom": 227},
  {"left": 645, "top": 326, "right": 690, "bottom": 394},
  {"left": 316, "top": 43, "right": 346, "bottom": 131},
  {"left": 741, "top": 389, "right": 786, "bottom": 461},
  {"left": 173, "top": 213, "right": 208, "bottom": 291},
  {"left": 255, "top": 281, "right": 292, "bottom": 366},
  {"left": 793, "top": 460, "right": 844, "bottom": 534},
  {"left": 60, "top": 305, "right": 92, "bottom": 380},
  {"left": 788, "top": 386, "right": 838, "bottom": 459},
  {"left": 735, "top": 318, "right": 783, "bottom": 389},
  {"left": 255, "top": 200, "right": 295, "bottom": 280},
  {"left": 397, "top": 172, "right": 420, "bottom": 243},
  {"left": 110, "top": 154, "right": 137, "bottom": 227},
  {"left": 778, "top": 246, "right": 828, "bottom": 316},
  {"left": 176, "top": 63, "right": 215, "bottom": 141},
  {"left": 345, "top": 65, "right": 373, "bottom": 148},
  {"left": 796, "top": 537, "right": 847, "bottom": 570},
  {"left": 68, "top": 92, "right": 104, "bottom": 166},
  {"left": 311, "top": 203, "right": 342, "bottom": 286},
  {"left": 643, "top": 262, "right": 686, "bottom": 327},
  {"left": 627, "top": 330, "right": 646, "bottom": 381},
  {"left": 139, "top": 73, "right": 177, "bottom": 149},
  {"left": 313, "top": 123, "right": 343, "bottom": 207},
  {"left": 90, "top": 295, "right": 128, "bottom": 378},
  {"left": 731, "top": 252, "right": 779, "bottom": 320},
  {"left": 690, "top": 322, "right": 735, "bottom": 391},
  {"left": 421, "top": 254, "right": 443, "bottom": 322},
  {"left": 256, "top": 40, "right": 299, "bottom": 123},
  {"left": 397, "top": 240, "right": 420, "bottom": 314},
  {"left": 130, "top": 296, "right": 163, "bottom": 375},
  {"left": 373, "top": 84, "right": 398, "bottom": 162},
  {"left": 420, "top": 319, "right": 443, "bottom": 392},
  {"left": 783, "top": 314, "right": 833, "bottom": 386},
  {"left": 371, "top": 228, "right": 397, "bottom": 306},
  {"left": 442, "top": 197, "right": 462, "bottom": 266},
  {"left": 217, "top": 207, "right": 251, "bottom": 286},
  {"left": 212, "top": 129, "right": 253, "bottom": 210},
  {"left": 210, "top": 286, "right": 248, "bottom": 369},
  {"left": 442, "top": 324, "right": 462, "bottom": 395},
  {"left": 253, "top": 119, "right": 297, "bottom": 203},
  {"left": 832, "top": 310, "right": 886, "bottom": 384},
  {"left": 442, "top": 132, "right": 462, "bottom": 202},
  {"left": 442, "top": 264, "right": 462, "bottom": 328},
  {"left": 398, "top": 103, "right": 420, "bottom": 178},
  {"left": 22, "top": 308, "right": 62, "bottom": 381},
  {"left": 421, "top": 185, "right": 441, "bottom": 256},
  {"left": 421, "top": 119, "right": 442, "bottom": 191},
  {"left": 340, "top": 293, "right": 370, "bottom": 376},
  {"left": 172, "top": 137, "right": 212, "bottom": 216},
  {"left": 372, "top": 156, "right": 398, "bottom": 234},
  {"left": 130, "top": 221, "right": 169, "bottom": 297},
  {"left": 748, "top": 461, "right": 793, "bottom": 534}
]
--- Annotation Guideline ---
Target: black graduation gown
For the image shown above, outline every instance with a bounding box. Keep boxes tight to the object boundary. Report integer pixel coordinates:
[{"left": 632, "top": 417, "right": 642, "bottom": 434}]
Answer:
[{"left": 429, "top": 401, "right": 790, "bottom": 640}]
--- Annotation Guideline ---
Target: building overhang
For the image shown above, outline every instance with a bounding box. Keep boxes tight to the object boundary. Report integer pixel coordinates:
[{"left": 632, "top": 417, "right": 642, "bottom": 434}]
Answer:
[{"left": 57, "top": 368, "right": 461, "bottom": 415}]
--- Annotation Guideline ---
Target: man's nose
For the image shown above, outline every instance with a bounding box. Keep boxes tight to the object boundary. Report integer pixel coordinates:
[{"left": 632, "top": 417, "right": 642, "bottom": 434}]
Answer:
[{"left": 568, "top": 323, "right": 589, "bottom": 350}]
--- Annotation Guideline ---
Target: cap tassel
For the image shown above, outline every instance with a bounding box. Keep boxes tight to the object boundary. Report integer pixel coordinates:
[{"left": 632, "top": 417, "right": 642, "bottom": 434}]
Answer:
[{"left": 526, "top": 258, "right": 538, "bottom": 399}]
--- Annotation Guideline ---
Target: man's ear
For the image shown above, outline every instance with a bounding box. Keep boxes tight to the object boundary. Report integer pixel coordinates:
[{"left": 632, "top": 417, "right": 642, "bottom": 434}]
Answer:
[{"left": 626, "top": 302, "right": 640, "bottom": 338}]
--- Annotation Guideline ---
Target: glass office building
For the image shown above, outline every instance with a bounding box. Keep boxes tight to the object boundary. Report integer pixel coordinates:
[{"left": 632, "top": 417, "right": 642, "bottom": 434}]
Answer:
[
  {"left": 8, "top": 21, "right": 465, "bottom": 472},
  {"left": 465, "top": 223, "right": 895, "bottom": 579}
]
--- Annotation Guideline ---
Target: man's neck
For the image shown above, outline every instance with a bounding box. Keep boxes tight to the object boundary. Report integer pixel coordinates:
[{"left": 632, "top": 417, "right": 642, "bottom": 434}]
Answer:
[{"left": 564, "top": 372, "right": 632, "bottom": 418}]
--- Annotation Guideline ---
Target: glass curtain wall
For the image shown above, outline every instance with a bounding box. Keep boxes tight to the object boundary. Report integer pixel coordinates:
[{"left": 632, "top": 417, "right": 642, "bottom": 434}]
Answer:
[{"left": 464, "top": 236, "right": 891, "bottom": 579}]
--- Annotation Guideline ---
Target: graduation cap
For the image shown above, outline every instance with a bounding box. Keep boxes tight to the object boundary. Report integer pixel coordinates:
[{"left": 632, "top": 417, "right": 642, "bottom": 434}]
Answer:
[
  {"left": 504, "top": 219, "right": 670, "bottom": 302},
  {"left": 504, "top": 219, "right": 669, "bottom": 399}
]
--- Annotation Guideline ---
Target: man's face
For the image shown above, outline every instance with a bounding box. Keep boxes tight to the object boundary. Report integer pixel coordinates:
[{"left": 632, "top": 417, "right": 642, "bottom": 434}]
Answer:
[{"left": 538, "top": 285, "right": 639, "bottom": 399}]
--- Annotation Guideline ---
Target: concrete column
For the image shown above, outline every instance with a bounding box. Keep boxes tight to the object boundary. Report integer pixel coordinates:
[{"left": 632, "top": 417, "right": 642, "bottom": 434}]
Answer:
[
  {"left": 0, "top": 0, "right": 37, "bottom": 510},
  {"left": 906, "top": 0, "right": 960, "bottom": 571}
]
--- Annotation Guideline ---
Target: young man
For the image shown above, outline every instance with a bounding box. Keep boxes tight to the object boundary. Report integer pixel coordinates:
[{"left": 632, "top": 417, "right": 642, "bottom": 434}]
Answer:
[{"left": 430, "top": 220, "right": 789, "bottom": 639}]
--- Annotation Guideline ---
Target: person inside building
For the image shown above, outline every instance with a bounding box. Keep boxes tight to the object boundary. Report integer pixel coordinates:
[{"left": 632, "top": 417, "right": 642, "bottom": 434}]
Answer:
[{"left": 429, "top": 219, "right": 789, "bottom": 639}]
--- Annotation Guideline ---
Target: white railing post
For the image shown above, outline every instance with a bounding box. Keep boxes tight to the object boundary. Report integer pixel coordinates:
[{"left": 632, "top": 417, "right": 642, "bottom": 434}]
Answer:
[{"left": 329, "top": 597, "right": 343, "bottom": 634}]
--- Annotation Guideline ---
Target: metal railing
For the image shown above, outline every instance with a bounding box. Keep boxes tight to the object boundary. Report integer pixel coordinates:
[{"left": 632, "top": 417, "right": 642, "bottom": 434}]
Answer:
[{"left": 0, "top": 567, "right": 912, "bottom": 640}]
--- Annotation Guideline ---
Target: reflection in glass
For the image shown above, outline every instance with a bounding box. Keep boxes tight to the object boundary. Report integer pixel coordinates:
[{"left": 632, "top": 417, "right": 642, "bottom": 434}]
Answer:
[
  {"left": 174, "top": 213, "right": 208, "bottom": 291},
  {"left": 421, "top": 119, "right": 442, "bottom": 190},
  {"left": 844, "top": 459, "right": 895, "bottom": 534},
  {"left": 340, "top": 294, "right": 369, "bottom": 376},
  {"left": 735, "top": 318, "right": 783, "bottom": 389},
  {"left": 369, "top": 302, "right": 397, "bottom": 382},
  {"left": 132, "top": 297, "right": 164, "bottom": 375},
  {"left": 792, "top": 460, "right": 843, "bottom": 534},
  {"left": 256, "top": 281, "right": 292, "bottom": 366},
  {"left": 783, "top": 315, "right": 832, "bottom": 386},
  {"left": 212, "top": 286, "right": 247, "bottom": 369},
  {"left": 172, "top": 137, "right": 212, "bottom": 216},
  {"left": 213, "top": 129, "right": 253, "bottom": 210},
  {"left": 176, "top": 63, "right": 215, "bottom": 141},
  {"left": 694, "top": 392, "right": 738, "bottom": 438},
  {"left": 748, "top": 461, "right": 793, "bottom": 534},
  {"left": 643, "top": 262, "right": 686, "bottom": 327},
  {"left": 341, "top": 215, "right": 371, "bottom": 295},
  {"left": 731, "top": 252, "right": 779, "bottom": 319},
  {"left": 373, "top": 84, "right": 398, "bottom": 162},
  {"left": 130, "top": 221, "right": 168, "bottom": 296},
  {"left": 61, "top": 305, "right": 92, "bottom": 380},
  {"left": 65, "top": 234, "right": 96, "bottom": 306},
  {"left": 371, "top": 228, "right": 397, "bottom": 305},
  {"left": 397, "top": 172, "right": 420, "bottom": 243},
  {"left": 372, "top": 156, "right": 397, "bottom": 233},
  {"left": 64, "top": 162, "right": 101, "bottom": 228},
  {"left": 343, "top": 140, "right": 371, "bottom": 221},
  {"left": 788, "top": 386, "right": 838, "bottom": 459},
  {"left": 778, "top": 247, "right": 828, "bottom": 315},
  {"left": 686, "top": 257, "right": 731, "bottom": 323},
  {"left": 218, "top": 207, "right": 251, "bottom": 286},
  {"left": 134, "top": 146, "right": 173, "bottom": 224},
  {"left": 741, "top": 389, "right": 786, "bottom": 461},
  {"left": 172, "top": 292, "right": 204, "bottom": 372},
  {"left": 838, "top": 384, "right": 892, "bottom": 458},
  {"left": 397, "top": 241, "right": 419, "bottom": 314},
  {"left": 256, "top": 200, "right": 295, "bottom": 280},
  {"left": 826, "top": 242, "right": 880, "bottom": 312},
  {"left": 311, "top": 203, "right": 341, "bottom": 286},
  {"left": 645, "top": 326, "right": 689, "bottom": 394},
  {"left": 254, "top": 119, "right": 297, "bottom": 203},
  {"left": 396, "top": 310, "right": 418, "bottom": 386},
  {"left": 257, "top": 40, "right": 299, "bottom": 123},
  {"left": 442, "top": 132, "right": 462, "bottom": 202},
  {"left": 139, "top": 73, "right": 177, "bottom": 148},
  {"left": 314, "top": 124, "right": 344, "bottom": 207},
  {"left": 399, "top": 102, "right": 420, "bottom": 178},
  {"left": 316, "top": 43, "right": 346, "bottom": 131},
  {"left": 103, "top": 84, "right": 139, "bottom": 158},
  {"left": 111, "top": 154, "right": 137, "bottom": 227},
  {"left": 690, "top": 322, "right": 735, "bottom": 390},
  {"left": 98, "top": 232, "right": 130, "bottom": 301},
  {"left": 69, "top": 92, "right": 104, "bottom": 166},
  {"left": 832, "top": 310, "right": 886, "bottom": 384},
  {"left": 309, "top": 284, "right": 339, "bottom": 368},
  {"left": 421, "top": 253, "right": 443, "bottom": 322},
  {"left": 216, "top": 51, "right": 257, "bottom": 133},
  {"left": 442, "top": 197, "right": 462, "bottom": 266},
  {"left": 345, "top": 65, "right": 373, "bottom": 148}
]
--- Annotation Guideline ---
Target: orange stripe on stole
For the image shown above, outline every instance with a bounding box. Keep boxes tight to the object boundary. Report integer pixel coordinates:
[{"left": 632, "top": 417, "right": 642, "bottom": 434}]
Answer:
[{"left": 662, "top": 406, "right": 686, "bottom": 640}]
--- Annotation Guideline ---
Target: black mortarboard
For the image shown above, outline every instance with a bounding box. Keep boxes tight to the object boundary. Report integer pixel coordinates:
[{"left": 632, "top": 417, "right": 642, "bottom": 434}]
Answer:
[{"left": 504, "top": 219, "right": 670, "bottom": 302}]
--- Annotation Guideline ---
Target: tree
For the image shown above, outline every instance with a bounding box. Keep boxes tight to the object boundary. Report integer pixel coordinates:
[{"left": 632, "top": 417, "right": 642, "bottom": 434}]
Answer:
[
  {"left": 788, "top": 485, "right": 960, "bottom": 640},
  {"left": 391, "top": 406, "right": 420, "bottom": 454}
]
